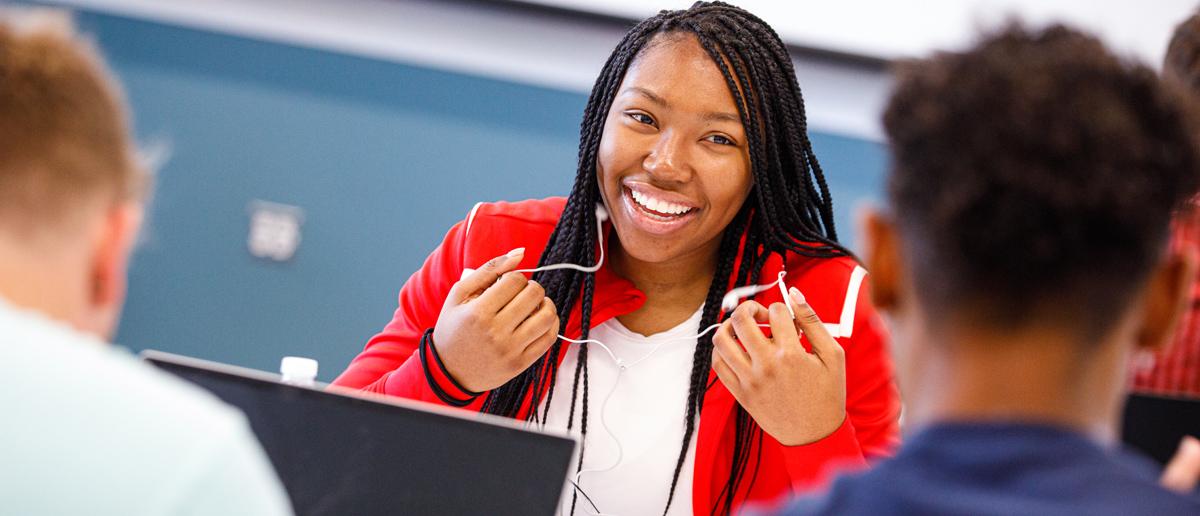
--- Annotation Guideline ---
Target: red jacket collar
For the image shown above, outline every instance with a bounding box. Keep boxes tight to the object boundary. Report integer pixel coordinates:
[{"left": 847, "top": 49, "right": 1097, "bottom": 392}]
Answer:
[{"left": 561, "top": 220, "right": 645, "bottom": 338}]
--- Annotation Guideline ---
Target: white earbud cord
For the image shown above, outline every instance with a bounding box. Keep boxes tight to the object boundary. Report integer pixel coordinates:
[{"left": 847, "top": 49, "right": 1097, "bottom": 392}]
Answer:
[
  {"left": 511, "top": 206, "right": 795, "bottom": 516},
  {"left": 514, "top": 204, "right": 610, "bottom": 275},
  {"left": 557, "top": 320, "right": 780, "bottom": 516}
]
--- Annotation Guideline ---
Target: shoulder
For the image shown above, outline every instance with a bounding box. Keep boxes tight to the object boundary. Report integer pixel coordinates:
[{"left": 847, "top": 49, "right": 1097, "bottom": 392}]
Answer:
[
  {"left": 89, "top": 354, "right": 291, "bottom": 513},
  {"left": 1097, "top": 450, "right": 1200, "bottom": 513},
  {"left": 0, "top": 303, "right": 279, "bottom": 511},
  {"left": 1018, "top": 446, "right": 1200, "bottom": 515},
  {"left": 773, "top": 465, "right": 896, "bottom": 516},
  {"left": 780, "top": 254, "right": 870, "bottom": 337},
  {"left": 0, "top": 299, "right": 245, "bottom": 448},
  {"left": 0, "top": 303, "right": 228, "bottom": 427},
  {"left": 457, "top": 197, "right": 566, "bottom": 267},
  {"left": 784, "top": 253, "right": 862, "bottom": 286},
  {"left": 466, "top": 197, "right": 566, "bottom": 233}
]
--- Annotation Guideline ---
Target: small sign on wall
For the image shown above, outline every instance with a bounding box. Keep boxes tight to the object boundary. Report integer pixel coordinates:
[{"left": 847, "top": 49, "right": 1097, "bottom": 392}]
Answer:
[{"left": 247, "top": 200, "right": 304, "bottom": 262}]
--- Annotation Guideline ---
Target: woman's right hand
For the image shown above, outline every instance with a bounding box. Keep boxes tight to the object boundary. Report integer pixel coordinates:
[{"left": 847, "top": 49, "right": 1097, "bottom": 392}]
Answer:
[{"left": 432, "top": 248, "right": 560, "bottom": 392}]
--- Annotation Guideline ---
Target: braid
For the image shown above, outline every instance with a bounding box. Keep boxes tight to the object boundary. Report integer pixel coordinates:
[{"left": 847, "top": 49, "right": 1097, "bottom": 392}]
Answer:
[
  {"left": 662, "top": 211, "right": 745, "bottom": 514},
  {"left": 479, "top": 13, "right": 674, "bottom": 516},
  {"left": 714, "top": 10, "right": 842, "bottom": 255},
  {"left": 663, "top": 5, "right": 853, "bottom": 513},
  {"left": 480, "top": 3, "right": 850, "bottom": 514},
  {"left": 565, "top": 268, "right": 597, "bottom": 515}
]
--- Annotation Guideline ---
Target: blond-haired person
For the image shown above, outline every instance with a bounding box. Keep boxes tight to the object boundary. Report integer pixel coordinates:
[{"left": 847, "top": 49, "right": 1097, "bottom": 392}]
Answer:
[{"left": 0, "top": 12, "right": 292, "bottom": 515}]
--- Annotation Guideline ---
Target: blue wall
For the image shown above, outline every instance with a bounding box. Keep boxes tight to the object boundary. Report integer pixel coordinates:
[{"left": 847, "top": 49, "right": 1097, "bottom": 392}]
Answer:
[{"left": 65, "top": 10, "right": 886, "bottom": 380}]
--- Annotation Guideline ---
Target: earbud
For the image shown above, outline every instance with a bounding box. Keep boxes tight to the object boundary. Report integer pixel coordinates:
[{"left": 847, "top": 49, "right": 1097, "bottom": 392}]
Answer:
[
  {"left": 776, "top": 271, "right": 796, "bottom": 319},
  {"left": 514, "top": 203, "right": 608, "bottom": 275},
  {"left": 720, "top": 271, "right": 792, "bottom": 316}
]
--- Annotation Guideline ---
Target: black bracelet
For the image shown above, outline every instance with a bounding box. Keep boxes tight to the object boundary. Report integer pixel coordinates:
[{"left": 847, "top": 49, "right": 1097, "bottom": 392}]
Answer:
[
  {"left": 419, "top": 328, "right": 480, "bottom": 406},
  {"left": 425, "top": 328, "right": 484, "bottom": 398},
  {"left": 419, "top": 330, "right": 473, "bottom": 406}
]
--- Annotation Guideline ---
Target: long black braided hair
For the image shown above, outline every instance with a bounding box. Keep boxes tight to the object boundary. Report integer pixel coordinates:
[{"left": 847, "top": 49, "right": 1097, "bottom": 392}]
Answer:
[{"left": 479, "top": 2, "right": 849, "bottom": 514}]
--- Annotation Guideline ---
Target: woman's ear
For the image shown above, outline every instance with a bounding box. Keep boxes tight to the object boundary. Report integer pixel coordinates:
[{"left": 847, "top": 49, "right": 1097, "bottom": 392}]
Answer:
[
  {"left": 859, "top": 205, "right": 903, "bottom": 313},
  {"left": 1135, "top": 248, "right": 1198, "bottom": 352}
]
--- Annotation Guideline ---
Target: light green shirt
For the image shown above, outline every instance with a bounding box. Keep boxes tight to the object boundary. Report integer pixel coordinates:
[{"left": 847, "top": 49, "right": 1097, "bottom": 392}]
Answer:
[{"left": 0, "top": 297, "right": 294, "bottom": 515}]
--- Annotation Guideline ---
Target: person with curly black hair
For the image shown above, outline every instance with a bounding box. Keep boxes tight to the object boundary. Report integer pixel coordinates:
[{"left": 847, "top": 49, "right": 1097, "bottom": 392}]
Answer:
[
  {"left": 333, "top": 2, "right": 901, "bottom": 514},
  {"left": 777, "top": 22, "right": 1200, "bottom": 516}
]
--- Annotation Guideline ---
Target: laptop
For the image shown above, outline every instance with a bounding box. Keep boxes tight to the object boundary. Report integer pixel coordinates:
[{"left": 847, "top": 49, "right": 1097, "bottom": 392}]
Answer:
[{"left": 142, "top": 350, "right": 576, "bottom": 516}]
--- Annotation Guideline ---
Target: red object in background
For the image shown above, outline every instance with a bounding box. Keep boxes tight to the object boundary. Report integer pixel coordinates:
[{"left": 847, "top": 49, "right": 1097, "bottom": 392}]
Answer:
[{"left": 1130, "top": 197, "right": 1200, "bottom": 399}]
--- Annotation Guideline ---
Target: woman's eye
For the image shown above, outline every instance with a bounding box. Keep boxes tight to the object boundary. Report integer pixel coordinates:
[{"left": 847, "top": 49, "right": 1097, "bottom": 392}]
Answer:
[
  {"left": 706, "top": 134, "right": 735, "bottom": 146},
  {"left": 627, "top": 112, "right": 655, "bottom": 125}
]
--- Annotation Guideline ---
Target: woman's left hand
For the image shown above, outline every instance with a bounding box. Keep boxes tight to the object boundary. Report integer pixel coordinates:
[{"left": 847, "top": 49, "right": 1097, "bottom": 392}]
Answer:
[{"left": 711, "top": 287, "right": 847, "bottom": 446}]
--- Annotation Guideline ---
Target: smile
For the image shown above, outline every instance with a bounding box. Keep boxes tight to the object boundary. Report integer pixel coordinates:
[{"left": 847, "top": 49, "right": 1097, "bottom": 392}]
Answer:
[
  {"left": 630, "top": 188, "right": 694, "bottom": 217},
  {"left": 620, "top": 184, "right": 699, "bottom": 236}
]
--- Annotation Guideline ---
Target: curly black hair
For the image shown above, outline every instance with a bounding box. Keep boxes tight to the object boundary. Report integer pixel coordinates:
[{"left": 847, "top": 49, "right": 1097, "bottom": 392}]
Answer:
[{"left": 883, "top": 23, "right": 1200, "bottom": 338}]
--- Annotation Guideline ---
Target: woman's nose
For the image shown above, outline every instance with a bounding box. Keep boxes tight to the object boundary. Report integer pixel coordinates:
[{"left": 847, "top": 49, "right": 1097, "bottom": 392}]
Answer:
[{"left": 642, "top": 131, "right": 691, "bottom": 181}]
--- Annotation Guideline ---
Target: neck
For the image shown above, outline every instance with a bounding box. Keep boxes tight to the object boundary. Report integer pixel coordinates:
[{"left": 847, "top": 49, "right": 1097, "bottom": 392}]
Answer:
[
  {"left": 0, "top": 235, "right": 88, "bottom": 328},
  {"left": 902, "top": 318, "right": 1129, "bottom": 445},
  {"left": 609, "top": 235, "right": 719, "bottom": 336}
]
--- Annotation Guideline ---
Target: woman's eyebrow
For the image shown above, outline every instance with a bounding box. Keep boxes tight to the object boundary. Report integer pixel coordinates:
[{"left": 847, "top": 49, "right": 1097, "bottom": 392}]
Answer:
[
  {"left": 703, "top": 111, "right": 741, "bottom": 124},
  {"left": 622, "top": 86, "right": 668, "bottom": 107}
]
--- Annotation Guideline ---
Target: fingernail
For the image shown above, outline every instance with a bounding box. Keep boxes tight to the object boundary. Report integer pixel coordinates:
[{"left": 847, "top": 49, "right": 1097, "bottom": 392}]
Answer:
[
  {"left": 789, "top": 286, "right": 806, "bottom": 305},
  {"left": 506, "top": 247, "right": 525, "bottom": 258},
  {"left": 1185, "top": 435, "right": 1200, "bottom": 452}
]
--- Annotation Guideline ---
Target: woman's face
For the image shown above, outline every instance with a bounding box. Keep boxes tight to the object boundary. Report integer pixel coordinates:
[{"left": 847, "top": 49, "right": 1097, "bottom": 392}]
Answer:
[{"left": 597, "top": 33, "right": 753, "bottom": 267}]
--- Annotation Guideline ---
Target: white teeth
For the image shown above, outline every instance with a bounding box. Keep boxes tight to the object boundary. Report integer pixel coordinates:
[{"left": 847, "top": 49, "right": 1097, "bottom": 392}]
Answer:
[{"left": 631, "top": 189, "right": 692, "bottom": 216}]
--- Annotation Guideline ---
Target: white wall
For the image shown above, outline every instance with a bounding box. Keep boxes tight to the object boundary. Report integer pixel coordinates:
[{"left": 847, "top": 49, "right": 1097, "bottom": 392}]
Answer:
[
  {"left": 33, "top": 0, "right": 1200, "bottom": 140},
  {"left": 531, "top": 0, "right": 1199, "bottom": 66},
  {"left": 41, "top": 0, "right": 893, "bottom": 141}
]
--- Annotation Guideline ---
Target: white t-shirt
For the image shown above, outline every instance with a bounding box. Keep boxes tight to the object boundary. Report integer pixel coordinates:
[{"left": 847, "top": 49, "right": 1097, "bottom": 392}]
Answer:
[
  {"left": 544, "top": 307, "right": 703, "bottom": 516},
  {"left": 0, "top": 296, "right": 293, "bottom": 516}
]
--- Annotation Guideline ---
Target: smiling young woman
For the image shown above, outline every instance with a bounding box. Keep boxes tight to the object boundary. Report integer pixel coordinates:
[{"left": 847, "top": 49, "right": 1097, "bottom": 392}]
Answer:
[{"left": 333, "top": 3, "right": 900, "bottom": 515}]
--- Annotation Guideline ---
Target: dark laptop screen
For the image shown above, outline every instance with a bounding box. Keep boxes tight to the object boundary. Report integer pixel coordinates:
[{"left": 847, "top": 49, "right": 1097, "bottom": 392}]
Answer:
[{"left": 144, "top": 351, "right": 575, "bottom": 516}]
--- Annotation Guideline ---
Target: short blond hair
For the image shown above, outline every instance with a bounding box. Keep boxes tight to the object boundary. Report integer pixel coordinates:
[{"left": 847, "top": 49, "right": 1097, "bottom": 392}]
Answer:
[{"left": 0, "top": 10, "right": 145, "bottom": 234}]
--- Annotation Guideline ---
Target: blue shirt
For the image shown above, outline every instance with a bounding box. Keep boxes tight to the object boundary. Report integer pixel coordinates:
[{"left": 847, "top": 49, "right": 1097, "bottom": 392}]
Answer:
[{"left": 779, "top": 422, "right": 1199, "bottom": 516}]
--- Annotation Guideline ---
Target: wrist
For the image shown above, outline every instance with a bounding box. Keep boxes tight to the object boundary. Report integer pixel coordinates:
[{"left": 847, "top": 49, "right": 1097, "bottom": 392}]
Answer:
[
  {"left": 419, "top": 328, "right": 482, "bottom": 406},
  {"left": 779, "top": 410, "right": 847, "bottom": 446}
]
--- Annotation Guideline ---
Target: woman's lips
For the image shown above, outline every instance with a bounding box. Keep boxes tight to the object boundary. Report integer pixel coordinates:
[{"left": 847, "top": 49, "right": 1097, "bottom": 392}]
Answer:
[{"left": 620, "top": 186, "right": 699, "bottom": 236}]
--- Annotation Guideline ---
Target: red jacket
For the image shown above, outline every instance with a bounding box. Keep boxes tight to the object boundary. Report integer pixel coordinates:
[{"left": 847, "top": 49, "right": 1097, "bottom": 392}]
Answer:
[{"left": 333, "top": 198, "right": 901, "bottom": 513}]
